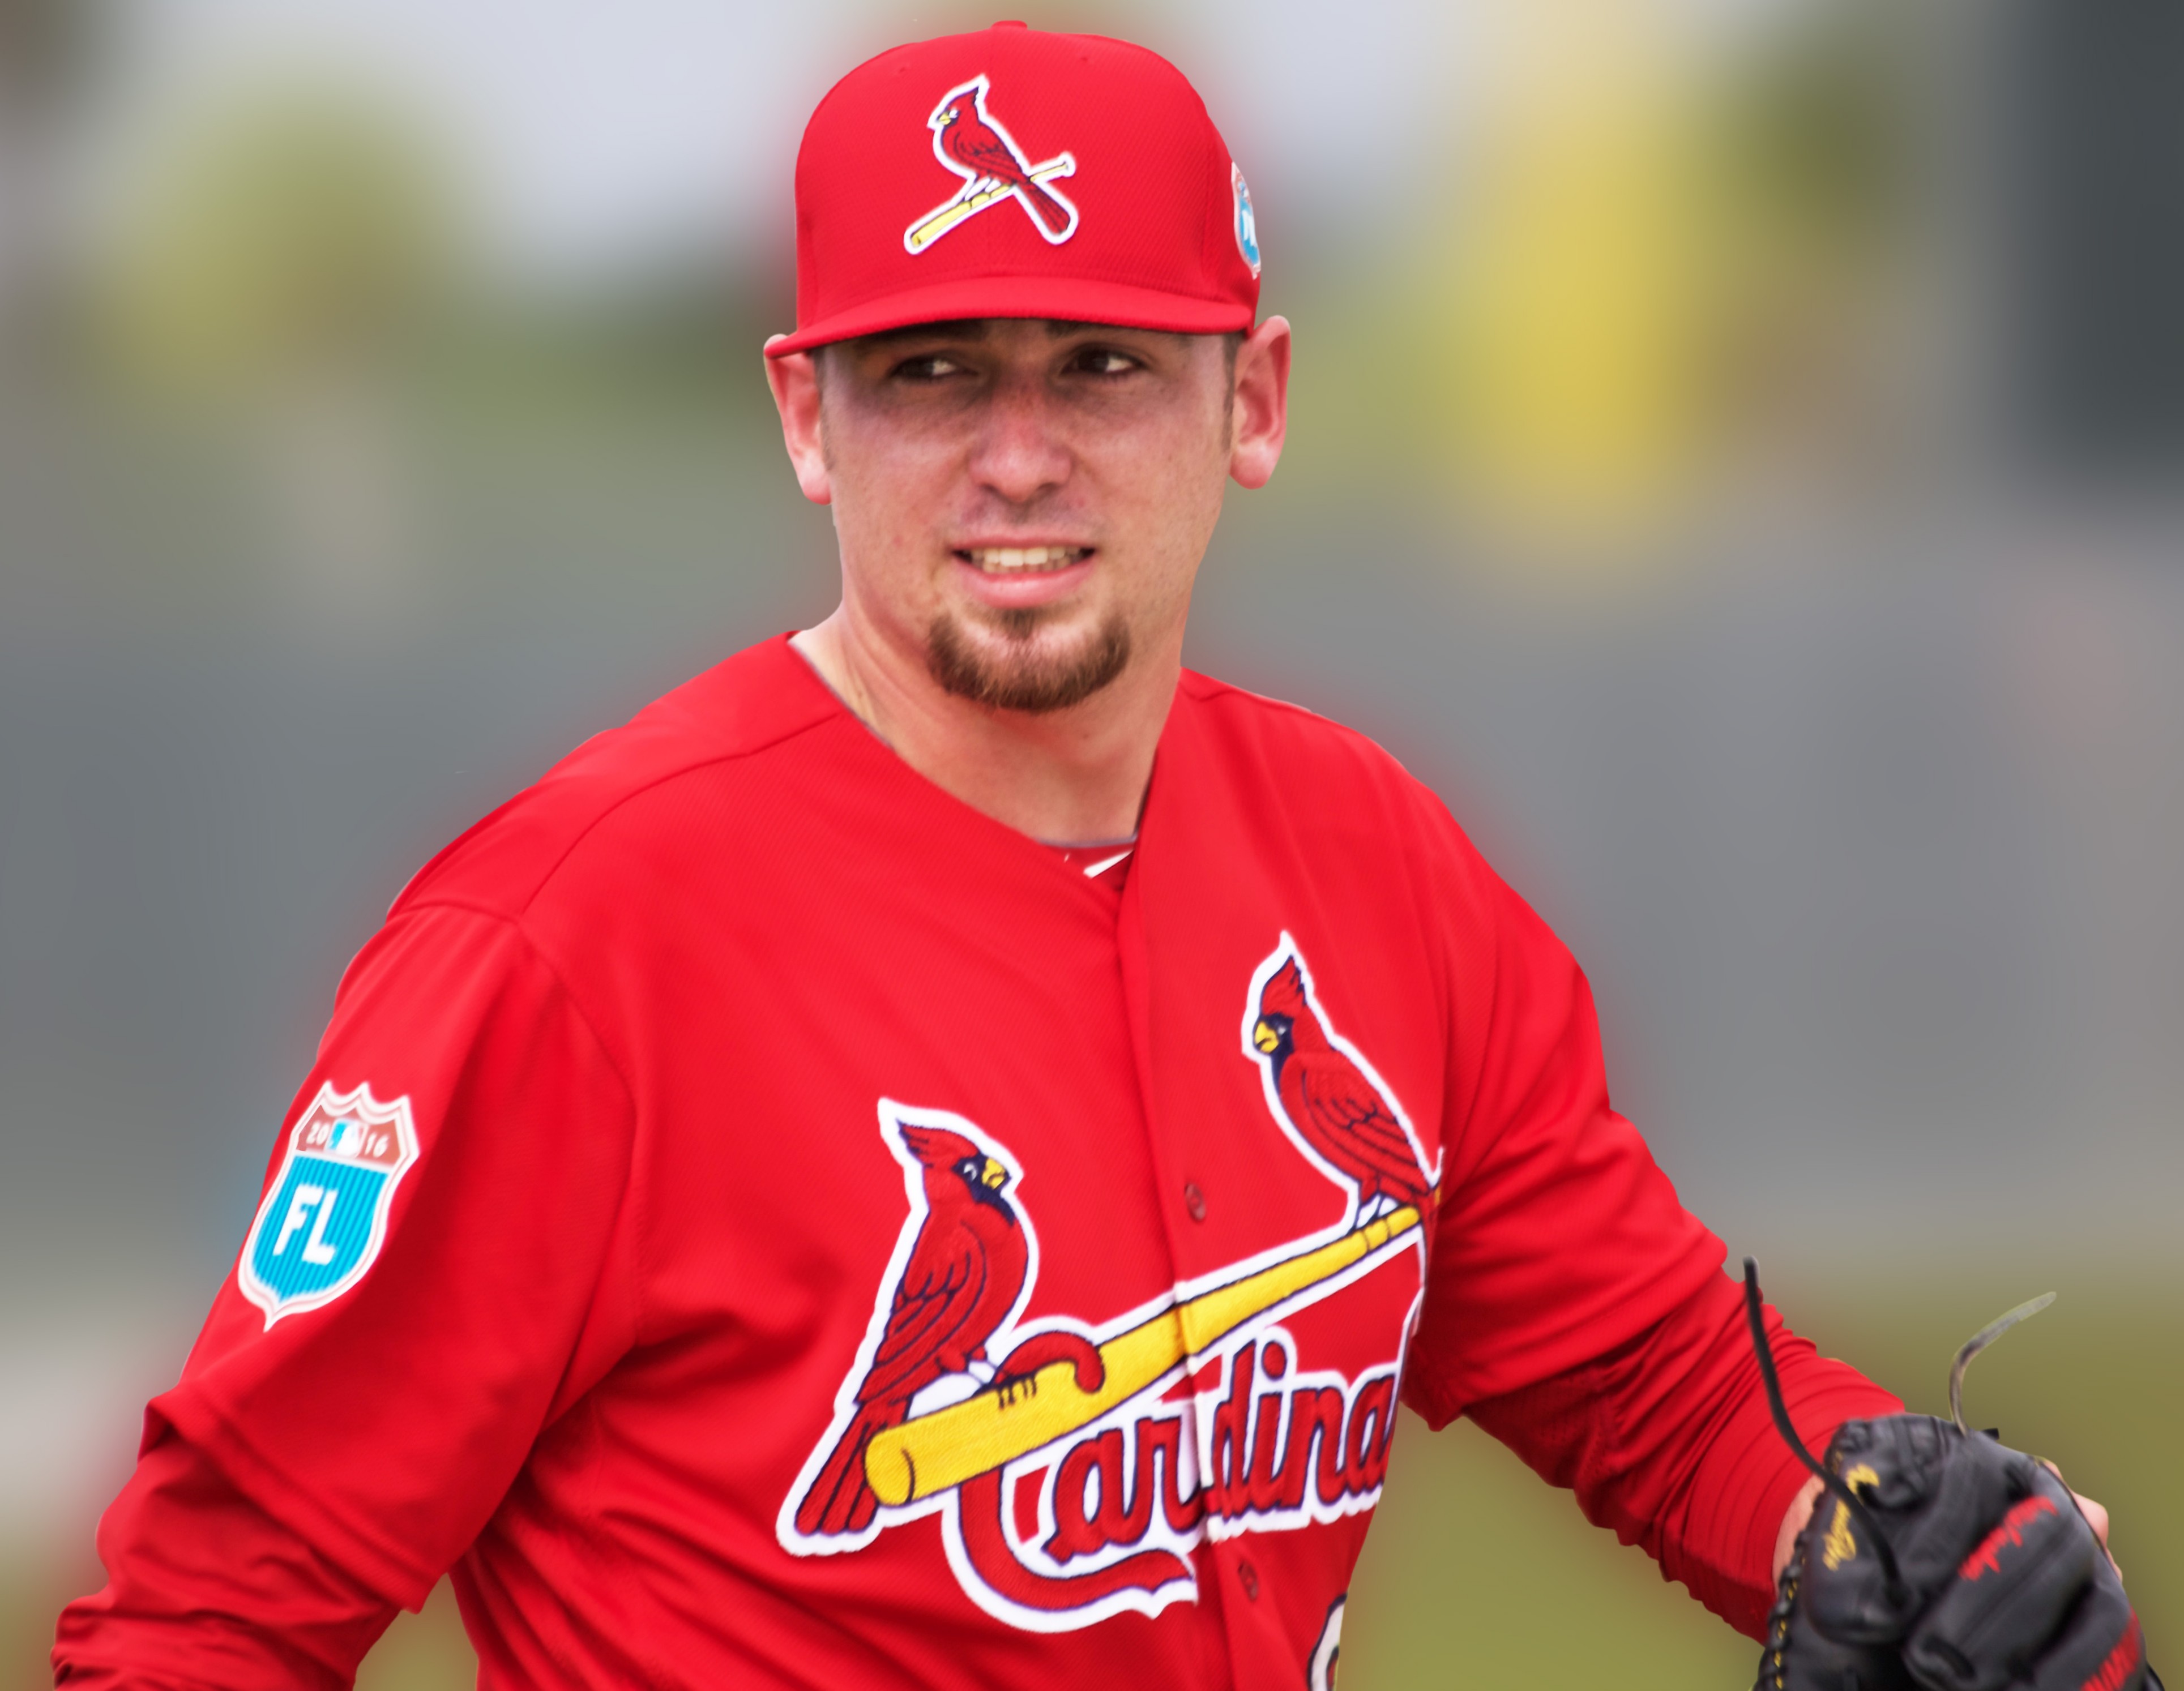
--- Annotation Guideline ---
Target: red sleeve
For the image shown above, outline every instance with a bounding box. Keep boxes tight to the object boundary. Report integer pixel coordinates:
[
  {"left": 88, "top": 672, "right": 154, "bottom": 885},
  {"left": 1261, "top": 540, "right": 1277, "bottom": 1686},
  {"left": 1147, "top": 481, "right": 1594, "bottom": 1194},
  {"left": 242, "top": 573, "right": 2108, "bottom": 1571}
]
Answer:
[
  {"left": 1396, "top": 816, "right": 1900, "bottom": 1637},
  {"left": 54, "top": 903, "right": 639, "bottom": 1689},
  {"left": 1465, "top": 1272, "right": 1902, "bottom": 1638},
  {"left": 1403, "top": 858, "right": 1726, "bottom": 1411},
  {"left": 54, "top": 1430, "right": 396, "bottom": 1688}
]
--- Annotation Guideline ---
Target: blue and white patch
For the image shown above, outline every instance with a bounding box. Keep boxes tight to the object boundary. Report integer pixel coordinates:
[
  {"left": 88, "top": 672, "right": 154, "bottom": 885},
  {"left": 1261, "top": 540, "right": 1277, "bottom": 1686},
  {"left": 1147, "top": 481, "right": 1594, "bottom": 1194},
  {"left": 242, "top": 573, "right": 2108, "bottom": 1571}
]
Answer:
[
  {"left": 1231, "top": 161, "right": 1261, "bottom": 277},
  {"left": 238, "top": 1082, "right": 418, "bottom": 1328}
]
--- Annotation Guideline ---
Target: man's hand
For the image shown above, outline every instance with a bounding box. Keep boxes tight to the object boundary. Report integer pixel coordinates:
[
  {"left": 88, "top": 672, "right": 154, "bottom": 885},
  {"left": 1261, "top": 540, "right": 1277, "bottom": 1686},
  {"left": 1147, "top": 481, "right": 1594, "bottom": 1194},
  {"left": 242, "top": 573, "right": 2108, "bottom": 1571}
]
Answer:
[
  {"left": 1757, "top": 1415, "right": 2152, "bottom": 1691},
  {"left": 1774, "top": 1466, "right": 2116, "bottom": 1585}
]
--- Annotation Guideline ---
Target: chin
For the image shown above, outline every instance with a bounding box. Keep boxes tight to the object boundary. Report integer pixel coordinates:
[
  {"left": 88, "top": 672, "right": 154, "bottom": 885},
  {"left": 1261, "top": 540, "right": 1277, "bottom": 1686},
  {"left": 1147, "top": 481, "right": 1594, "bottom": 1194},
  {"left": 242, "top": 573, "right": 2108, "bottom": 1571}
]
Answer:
[{"left": 924, "top": 608, "right": 1132, "bottom": 714}]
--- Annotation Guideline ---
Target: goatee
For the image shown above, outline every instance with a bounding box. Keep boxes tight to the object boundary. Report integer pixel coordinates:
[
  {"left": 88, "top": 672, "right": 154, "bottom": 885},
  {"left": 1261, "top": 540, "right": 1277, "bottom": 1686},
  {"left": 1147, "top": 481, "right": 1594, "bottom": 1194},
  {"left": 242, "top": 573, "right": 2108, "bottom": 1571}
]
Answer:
[{"left": 925, "top": 607, "right": 1131, "bottom": 714}]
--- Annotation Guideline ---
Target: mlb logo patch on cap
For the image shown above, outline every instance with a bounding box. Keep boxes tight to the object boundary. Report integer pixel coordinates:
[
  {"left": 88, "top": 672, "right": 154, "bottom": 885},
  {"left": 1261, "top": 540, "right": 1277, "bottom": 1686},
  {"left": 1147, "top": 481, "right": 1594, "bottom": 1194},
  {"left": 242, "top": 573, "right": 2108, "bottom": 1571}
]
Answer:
[
  {"left": 1231, "top": 162, "right": 1260, "bottom": 277},
  {"left": 238, "top": 1082, "right": 418, "bottom": 1326}
]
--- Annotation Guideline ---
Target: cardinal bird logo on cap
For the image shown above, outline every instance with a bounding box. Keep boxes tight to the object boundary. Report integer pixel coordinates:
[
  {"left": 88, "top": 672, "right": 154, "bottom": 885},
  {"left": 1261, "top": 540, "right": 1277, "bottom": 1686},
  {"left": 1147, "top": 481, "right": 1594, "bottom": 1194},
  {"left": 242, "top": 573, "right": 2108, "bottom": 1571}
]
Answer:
[{"left": 905, "top": 75, "right": 1079, "bottom": 254}]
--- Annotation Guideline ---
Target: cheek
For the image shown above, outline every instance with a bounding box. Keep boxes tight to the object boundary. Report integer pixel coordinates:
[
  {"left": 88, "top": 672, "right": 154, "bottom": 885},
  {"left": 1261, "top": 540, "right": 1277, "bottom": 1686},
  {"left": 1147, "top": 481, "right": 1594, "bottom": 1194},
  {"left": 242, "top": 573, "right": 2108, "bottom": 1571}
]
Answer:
[
  {"left": 1112, "top": 425, "right": 1228, "bottom": 565},
  {"left": 826, "top": 426, "right": 956, "bottom": 553}
]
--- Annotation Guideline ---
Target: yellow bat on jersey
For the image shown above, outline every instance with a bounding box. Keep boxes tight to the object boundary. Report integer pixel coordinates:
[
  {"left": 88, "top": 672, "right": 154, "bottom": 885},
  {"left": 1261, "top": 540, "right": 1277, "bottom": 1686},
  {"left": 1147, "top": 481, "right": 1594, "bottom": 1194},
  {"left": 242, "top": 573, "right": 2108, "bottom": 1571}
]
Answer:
[{"left": 863, "top": 1204, "right": 1421, "bottom": 1508}]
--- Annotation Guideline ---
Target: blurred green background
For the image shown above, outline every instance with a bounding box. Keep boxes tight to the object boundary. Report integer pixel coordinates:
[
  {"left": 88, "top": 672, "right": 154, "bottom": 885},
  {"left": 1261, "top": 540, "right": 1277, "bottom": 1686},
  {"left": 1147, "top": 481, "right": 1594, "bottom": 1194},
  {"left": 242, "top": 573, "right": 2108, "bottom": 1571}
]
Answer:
[{"left": 2, "top": 0, "right": 2179, "bottom": 1684}]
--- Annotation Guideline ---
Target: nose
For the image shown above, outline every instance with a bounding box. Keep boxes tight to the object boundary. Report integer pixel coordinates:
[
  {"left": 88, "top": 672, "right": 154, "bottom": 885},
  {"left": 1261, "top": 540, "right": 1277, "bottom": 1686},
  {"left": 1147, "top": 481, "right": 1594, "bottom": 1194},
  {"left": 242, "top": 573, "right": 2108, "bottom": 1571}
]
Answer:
[{"left": 965, "top": 376, "right": 1072, "bottom": 507}]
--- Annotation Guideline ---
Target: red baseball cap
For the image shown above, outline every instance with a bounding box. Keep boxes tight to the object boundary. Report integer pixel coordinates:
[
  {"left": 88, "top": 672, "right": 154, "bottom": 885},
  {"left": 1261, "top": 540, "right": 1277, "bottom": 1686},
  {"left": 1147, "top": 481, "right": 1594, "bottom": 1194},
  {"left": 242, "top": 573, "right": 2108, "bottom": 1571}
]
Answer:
[{"left": 768, "top": 21, "right": 1262, "bottom": 356}]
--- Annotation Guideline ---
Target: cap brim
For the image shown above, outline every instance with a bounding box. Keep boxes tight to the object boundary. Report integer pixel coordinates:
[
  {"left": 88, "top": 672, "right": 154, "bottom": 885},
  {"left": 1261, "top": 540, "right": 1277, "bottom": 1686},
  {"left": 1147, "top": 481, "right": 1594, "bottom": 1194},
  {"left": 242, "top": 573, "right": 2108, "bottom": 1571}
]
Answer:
[{"left": 767, "top": 276, "right": 1253, "bottom": 356}]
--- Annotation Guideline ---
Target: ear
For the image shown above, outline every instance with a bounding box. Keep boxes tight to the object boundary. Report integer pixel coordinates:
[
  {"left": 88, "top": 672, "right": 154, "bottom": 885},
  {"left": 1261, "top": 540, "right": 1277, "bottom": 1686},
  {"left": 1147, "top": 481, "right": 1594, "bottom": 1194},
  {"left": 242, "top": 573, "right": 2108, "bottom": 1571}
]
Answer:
[
  {"left": 1227, "top": 315, "right": 1291, "bottom": 491},
  {"left": 764, "top": 336, "right": 832, "bottom": 505}
]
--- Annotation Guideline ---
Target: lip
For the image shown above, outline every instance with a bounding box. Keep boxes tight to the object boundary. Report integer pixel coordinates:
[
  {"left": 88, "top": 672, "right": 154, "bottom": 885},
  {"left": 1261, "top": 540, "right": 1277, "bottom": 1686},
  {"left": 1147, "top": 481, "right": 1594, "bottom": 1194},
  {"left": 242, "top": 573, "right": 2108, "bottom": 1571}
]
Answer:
[{"left": 948, "top": 542, "right": 1099, "bottom": 611}]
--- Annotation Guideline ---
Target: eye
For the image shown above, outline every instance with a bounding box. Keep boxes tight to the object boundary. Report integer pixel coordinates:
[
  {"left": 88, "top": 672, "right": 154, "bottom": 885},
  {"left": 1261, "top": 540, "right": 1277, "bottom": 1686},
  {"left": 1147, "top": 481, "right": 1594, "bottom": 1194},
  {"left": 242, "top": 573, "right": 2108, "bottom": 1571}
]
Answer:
[
  {"left": 890, "top": 352, "right": 968, "bottom": 383},
  {"left": 1065, "top": 344, "right": 1141, "bottom": 376}
]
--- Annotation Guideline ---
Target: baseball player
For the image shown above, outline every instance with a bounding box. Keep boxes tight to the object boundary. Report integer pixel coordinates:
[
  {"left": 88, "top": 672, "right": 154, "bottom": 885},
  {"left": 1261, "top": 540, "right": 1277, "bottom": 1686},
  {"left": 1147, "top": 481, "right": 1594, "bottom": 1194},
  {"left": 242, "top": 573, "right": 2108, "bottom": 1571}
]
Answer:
[{"left": 55, "top": 23, "right": 2150, "bottom": 1691}]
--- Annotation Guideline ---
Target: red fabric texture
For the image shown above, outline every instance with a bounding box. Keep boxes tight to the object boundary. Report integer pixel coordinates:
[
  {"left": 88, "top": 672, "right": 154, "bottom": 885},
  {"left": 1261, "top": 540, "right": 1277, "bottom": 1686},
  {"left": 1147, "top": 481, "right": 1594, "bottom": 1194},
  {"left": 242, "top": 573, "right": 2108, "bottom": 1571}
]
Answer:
[
  {"left": 1454, "top": 1274, "right": 1902, "bottom": 1640},
  {"left": 54, "top": 1427, "right": 396, "bottom": 1688},
  {"left": 1396, "top": 862, "right": 1724, "bottom": 1409},
  {"left": 54, "top": 637, "right": 1894, "bottom": 1688},
  {"left": 769, "top": 24, "right": 1259, "bottom": 353}
]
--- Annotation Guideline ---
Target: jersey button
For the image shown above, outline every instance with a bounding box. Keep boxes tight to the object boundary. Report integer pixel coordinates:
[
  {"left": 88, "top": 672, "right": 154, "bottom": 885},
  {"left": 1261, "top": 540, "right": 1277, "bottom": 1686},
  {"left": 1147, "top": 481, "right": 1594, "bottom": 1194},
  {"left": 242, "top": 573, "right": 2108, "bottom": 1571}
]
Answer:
[
  {"left": 1237, "top": 1557, "right": 1259, "bottom": 1601},
  {"left": 1183, "top": 1180, "right": 1207, "bottom": 1222}
]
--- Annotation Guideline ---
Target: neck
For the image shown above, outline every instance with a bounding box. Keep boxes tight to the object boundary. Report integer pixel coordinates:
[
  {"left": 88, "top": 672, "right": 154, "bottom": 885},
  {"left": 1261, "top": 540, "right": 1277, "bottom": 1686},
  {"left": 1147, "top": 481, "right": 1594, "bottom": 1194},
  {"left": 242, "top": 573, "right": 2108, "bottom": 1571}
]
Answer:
[{"left": 792, "top": 608, "right": 1177, "bottom": 844}]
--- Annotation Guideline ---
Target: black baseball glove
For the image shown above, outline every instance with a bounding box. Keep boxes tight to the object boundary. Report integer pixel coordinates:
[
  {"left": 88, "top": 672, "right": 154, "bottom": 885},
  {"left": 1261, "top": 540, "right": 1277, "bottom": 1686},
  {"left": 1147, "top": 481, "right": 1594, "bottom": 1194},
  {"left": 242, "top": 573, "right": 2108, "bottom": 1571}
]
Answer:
[
  {"left": 1755, "top": 1413, "right": 2153, "bottom": 1691},
  {"left": 1741, "top": 1263, "right": 2156, "bottom": 1691}
]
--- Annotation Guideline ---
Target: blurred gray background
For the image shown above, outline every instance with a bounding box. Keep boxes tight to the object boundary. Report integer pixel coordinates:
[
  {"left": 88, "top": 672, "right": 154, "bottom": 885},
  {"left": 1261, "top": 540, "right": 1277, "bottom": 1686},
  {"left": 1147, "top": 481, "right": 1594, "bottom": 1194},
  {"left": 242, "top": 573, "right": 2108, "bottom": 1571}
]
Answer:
[{"left": 2, "top": 0, "right": 2179, "bottom": 1684}]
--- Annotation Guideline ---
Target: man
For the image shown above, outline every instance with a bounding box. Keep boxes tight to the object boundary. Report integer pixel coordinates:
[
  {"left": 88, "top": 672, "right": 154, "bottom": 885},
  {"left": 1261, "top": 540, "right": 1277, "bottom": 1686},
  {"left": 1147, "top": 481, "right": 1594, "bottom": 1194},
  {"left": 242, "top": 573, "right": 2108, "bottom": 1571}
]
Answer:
[{"left": 55, "top": 23, "right": 2147, "bottom": 1691}]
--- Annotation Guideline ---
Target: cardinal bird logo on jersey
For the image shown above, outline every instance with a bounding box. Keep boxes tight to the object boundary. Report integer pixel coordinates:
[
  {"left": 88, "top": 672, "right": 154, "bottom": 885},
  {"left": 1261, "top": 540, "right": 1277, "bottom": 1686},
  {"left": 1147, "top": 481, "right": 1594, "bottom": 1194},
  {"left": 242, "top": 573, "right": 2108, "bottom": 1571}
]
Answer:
[
  {"left": 788, "top": 1108, "right": 1038, "bottom": 1543},
  {"left": 904, "top": 75, "right": 1080, "bottom": 254},
  {"left": 1246, "top": 938, "right": 1439, "bottom": 1226}
]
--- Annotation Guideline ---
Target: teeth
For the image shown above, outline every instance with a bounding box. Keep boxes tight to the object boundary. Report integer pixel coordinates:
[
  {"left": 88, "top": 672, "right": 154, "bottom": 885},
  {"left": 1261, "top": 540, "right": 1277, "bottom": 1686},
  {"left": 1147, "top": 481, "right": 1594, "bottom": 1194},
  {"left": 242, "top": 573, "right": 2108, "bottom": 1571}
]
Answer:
[{"left": 965, "top": 546, "right": 1085, "bottom": 572}]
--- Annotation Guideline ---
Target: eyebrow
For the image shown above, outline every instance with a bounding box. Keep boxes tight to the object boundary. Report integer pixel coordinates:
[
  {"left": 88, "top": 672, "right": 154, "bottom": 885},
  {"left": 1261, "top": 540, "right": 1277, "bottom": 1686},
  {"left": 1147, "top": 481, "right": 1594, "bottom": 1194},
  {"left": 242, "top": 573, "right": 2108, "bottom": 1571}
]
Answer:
[{"left": 849, "top": 318, "right": 1114, "bottom": 350}]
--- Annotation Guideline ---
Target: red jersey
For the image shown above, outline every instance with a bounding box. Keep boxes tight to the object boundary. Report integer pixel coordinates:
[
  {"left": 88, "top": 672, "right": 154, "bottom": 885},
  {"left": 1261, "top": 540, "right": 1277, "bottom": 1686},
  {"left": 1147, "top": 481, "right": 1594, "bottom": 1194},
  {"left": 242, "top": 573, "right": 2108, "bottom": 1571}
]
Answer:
[{"left": 56, "top": 637, "right": 1895, "bottom": 1688}]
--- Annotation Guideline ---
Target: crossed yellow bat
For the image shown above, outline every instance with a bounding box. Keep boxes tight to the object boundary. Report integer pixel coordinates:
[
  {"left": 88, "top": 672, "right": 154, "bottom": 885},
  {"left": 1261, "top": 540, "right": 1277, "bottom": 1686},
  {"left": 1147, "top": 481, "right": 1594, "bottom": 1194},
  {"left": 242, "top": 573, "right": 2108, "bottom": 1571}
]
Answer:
[
  {"left": 863, "top": 1204, "right": 1422, "bottom": 1508},
  {"left": 905, "top": 157, "right": 1076, "bottom": 254}
]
